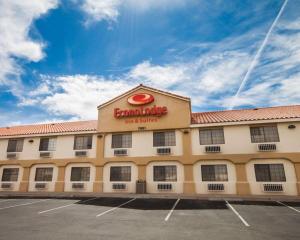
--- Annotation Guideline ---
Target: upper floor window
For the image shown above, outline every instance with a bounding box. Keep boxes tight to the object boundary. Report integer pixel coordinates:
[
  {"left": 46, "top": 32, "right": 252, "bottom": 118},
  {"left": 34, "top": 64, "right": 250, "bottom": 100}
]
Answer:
[
  {"left": 111, "top": 133, "right": 132, "bottom": 148},
  {"left": 153, "top": 165, "right": 177, "bottom": 182},
  {"left": 74, "top": 135, "right": 93, "bottom": 150},
  {"left": 254, "top": 164, "right": 286, "bottom": 182},
  {"left": 110, "top": 166, "right": 131, "bottom": 182},
  {"left": 1, "top": 168, "right": 19, "bottom": 182},
  {"left": 199, "top": 128, "right": 225, "bottom": 145},
  {"left": 35, "top": 168, "right": 53, "bottom": 182},
  {"left": 39, "top": 138, "right": 56, "bottom": 151},
  {"left": 7, "top": 139, "right": 24, "bottom": 152},
  {"left": 201, "top": 165, "right": 228, "bottom": 181},
  {"left": 153, "top": 131, "right": 176, "bottom": 147},
  {"left": 70, "top": 167, "right": 90, "bottom": 181},
  {"left": 250, "top": 125, "right": 279, "bottom": 143}
]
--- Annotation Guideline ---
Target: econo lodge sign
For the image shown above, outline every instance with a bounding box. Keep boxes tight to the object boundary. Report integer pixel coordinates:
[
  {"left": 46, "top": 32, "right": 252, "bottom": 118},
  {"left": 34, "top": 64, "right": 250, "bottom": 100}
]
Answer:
[{"left": 114, "top": 93, "right": 168, "bottom": 118}]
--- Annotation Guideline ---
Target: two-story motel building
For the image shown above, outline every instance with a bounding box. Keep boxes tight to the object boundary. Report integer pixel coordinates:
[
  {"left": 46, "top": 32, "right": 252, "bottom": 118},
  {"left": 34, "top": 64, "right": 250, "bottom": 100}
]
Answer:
[{"left": 0, "top": 85, "right": 300, "bottom": 196}]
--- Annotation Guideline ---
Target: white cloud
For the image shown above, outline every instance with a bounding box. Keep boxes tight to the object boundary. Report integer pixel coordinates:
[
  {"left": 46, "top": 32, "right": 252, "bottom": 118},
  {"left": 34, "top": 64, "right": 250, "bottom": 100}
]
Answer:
[{"left": 0, "top": 0, "right": 58, "bottom": 90}]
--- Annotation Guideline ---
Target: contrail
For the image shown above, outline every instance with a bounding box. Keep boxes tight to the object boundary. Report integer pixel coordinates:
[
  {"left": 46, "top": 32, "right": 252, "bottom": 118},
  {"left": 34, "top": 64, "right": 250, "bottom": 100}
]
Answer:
[{"left": 228, "top": 0, "right": 289, "bottom": 110}]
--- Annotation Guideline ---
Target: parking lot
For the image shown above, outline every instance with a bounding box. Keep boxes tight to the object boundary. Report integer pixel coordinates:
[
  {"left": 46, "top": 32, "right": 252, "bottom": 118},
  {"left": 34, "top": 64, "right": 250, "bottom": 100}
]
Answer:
[{"left": 0, "top": 197, "right": 299, "bottom": 240}]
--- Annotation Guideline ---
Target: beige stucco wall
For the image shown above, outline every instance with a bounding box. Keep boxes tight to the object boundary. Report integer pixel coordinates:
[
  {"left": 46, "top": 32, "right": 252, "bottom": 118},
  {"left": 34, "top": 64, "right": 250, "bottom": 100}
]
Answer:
[
  {"left": 103, "top": 162, "right": 138, "bottom": 193},
  {"left": 28, "top": 164, "right": 58, "bottom": 192},
  {"left": 0, "top": 134, "right": 97, "bottom": 160},
  {"left": 246, "top": 159, "right": 297, "bottom": 196},
  {"left": 104, "top": 130, "right": 183, "bottom": 158},
  {"left": 193, "top": 160, "right": 237, "bottom": 194},
  {"left": 191, "top": 122, "right": 300, "bottom": 155},
  {"left": 0, "top": 165, "right": 23, "bottom": 191},
  {"left": 146, "top": 161, "right": 184, "bottom": 194}
]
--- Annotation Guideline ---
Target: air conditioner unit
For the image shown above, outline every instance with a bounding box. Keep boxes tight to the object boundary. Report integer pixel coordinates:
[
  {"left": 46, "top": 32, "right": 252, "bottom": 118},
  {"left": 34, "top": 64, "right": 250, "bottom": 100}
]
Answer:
[
  {"left": 205, "top": 146, "right": 221, "bottom": 153},
  {"left": 263, "top": 183, "right": 283, "bottom": 192},
  {"left": 1, "top": 183, "right": 13, "bottom": 189},
  {"left": 114, "top": 149, "right": 128, "bottom": 156},
  {"left": 75, "top": 151, "right": 87, "bottom": 157},
  {"left": 7, "top": 153, "right": 18, "bottom": 159},
  {"left": 72, "top": 183, "right": 85, "bottom": 189},
  {"left": 257, "top": 144, "right": 277, "bottom": 152},
  {"left": 207, "top": 183, "right": 225, "bottom": 191},
  {"left": 156, "top": 148, "right": 171, "bottom": 155},
  {"left": 157, "top": 183, "right": 172, "bottom": 191},
  {"left": 112, "top": 183, "right": 127, "bottom": 190},
  {"left": 40, "top": 152, "right": 52, "bottom": 158},
  {"left": 35, "top": 183, "right": 47, "bottom": 189}
]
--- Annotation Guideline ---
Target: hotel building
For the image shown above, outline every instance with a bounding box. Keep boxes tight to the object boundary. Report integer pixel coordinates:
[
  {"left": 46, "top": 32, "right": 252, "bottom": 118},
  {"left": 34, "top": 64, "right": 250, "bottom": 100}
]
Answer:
[{"left": 0, "top": 85, "right": 299, "bottom": 196}]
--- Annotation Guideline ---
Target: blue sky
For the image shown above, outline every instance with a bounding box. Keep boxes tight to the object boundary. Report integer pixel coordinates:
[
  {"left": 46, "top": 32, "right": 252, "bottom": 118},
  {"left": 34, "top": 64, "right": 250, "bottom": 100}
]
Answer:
[{"left": 0, "top": 0, "right": 299, "bottom": 126}]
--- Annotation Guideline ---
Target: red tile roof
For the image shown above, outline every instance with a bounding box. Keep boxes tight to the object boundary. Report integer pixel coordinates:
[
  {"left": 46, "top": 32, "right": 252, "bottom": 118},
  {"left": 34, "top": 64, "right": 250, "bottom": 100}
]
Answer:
[
  {"left": 0, "top": 120, "right": 98, "bottom": 137},
  {"left": 191, "top": 105, "right": 300, "bottom": 124}
]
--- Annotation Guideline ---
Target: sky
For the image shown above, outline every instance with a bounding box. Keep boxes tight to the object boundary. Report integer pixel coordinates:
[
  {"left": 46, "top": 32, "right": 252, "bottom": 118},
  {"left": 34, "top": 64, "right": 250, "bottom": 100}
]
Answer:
[{"left": 0, "top": 0, "right": 300, "bottom": 126}]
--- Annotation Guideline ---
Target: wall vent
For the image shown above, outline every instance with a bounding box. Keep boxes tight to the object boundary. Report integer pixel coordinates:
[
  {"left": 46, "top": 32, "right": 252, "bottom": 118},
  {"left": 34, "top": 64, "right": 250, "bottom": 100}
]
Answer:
[
  {"left": 40, "top": 152, "right": 52, "bottom": 158},
  {"left": 205, "top": 146, "right": 221, "bottom": 153},
  {"left": 7, "top": 153, "right": 18, "bottom": 159},
  {"left": 207, "top": 183, "right": 224, "bottom": 191},
  {"left": 35, "top": 183, "right": 47, "bottom": 189},
  {"left": 258, "top": 144, "right": 277, "bottom": 152},
  {"left": 112, "top": 183, "right": 127, "bottom": 190},
  {"left": 1, "top": 183, "right": 12, "bottom": 189},
  {"left": 263, "top": 184, "right": 283, "bottom": 192},
  {"left": 72, "top": 183, "right": 85, "bottom": 189},
  {"left": 156, "top": 148, "right": 171, "bottom": 155},
  {"left": 157, "top": 183, "right": 172, "bottom": 191},
  {"left": 75, "top": 151, "right": 87, "bottom": 157},
  {"left": 114, "top": 149, "right": 128, "bottom": 156}
]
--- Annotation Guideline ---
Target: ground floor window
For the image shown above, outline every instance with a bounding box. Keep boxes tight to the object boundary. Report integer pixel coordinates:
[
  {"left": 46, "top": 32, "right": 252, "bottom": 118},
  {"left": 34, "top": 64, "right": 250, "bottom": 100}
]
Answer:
[
  {"left": 70, "top": 167, "right": 90, "bottom": 181},
  {"left": 254, "top": 164, "right": 286, "bottom": 182},
  {"left": 153, "top": 165, "right": 177, "bottom": 182},
  {"left": 35, "top": 168, "right": 53, "bottom": 182},
  {"left": 201, "top": 165, "right": 228, "bottom": 181},
  {"left": 2, "top": 168, "right": 19, "bottom": 182},
  {"left": 110, "top": 166, "right": 131, "bottom": 182}
]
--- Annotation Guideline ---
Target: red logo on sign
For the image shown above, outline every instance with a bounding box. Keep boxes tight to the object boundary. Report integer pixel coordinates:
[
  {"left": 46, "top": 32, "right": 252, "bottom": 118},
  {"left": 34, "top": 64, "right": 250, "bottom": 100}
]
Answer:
[{"left": 127, "top": 93, "right": 154, "bottom": 105}]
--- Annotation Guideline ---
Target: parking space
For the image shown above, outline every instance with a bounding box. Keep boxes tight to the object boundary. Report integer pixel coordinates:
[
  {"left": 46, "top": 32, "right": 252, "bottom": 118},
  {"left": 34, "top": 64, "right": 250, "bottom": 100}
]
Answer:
[{"left": 0, "top": 197, "right": 299, "bottom": 240}]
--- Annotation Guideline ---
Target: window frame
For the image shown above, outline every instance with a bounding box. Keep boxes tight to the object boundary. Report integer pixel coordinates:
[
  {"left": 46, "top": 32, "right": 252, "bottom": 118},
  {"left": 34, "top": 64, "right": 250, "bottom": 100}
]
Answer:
[
  {"left": 70, "top": 167, "right": 90, "bottom": 182},
  {"left": 7, "top": 139, "right": 24, "bottom": 152},
  {"left": 35, "top": 167, "right": 53, "bottom": 182},
  {"left": 199, "top": 128, "right": 225, "bottom": 145},
  {"left": 250, "top": 125, "right": 280, "bottom": 143},
  {"left": 254, "top": 164, "right": 286, "bottom": 182},
  {"left": 111, "top": 133, "right": 132, "bottom": 149},
  {"left": 201, "top": 164, "right": 228, "bottom": 182},
  {"left": 153, "top": 131, "right": 176, "bottom": 147},
  {"left": 1, "top": 168, "right": 19, "bottom": 182},
  {"left": 109, "top": 166, "right": 131, "bottom": 182},
  {"left": 153, "top": 165, "right": 177, "bottom": 182},
  {"left": 73, "top": 135, "right": 93, "bottom": 150},
  {"left": 39, "top": 137, "right": 56, "bottom": 151}
]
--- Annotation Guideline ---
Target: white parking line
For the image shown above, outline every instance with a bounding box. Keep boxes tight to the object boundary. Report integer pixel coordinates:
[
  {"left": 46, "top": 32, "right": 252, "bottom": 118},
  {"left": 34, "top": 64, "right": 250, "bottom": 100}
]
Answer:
[
  {"left": 225, "top": 200, "right": 250, "bottom": 227},
  {"left": 96, "top": 198, "right": 136, "bottom": 217},
  {"left": 38, "top": 197, "right": 97, "bottom": 214},
  {"left": 0, "top": 199, "right": 14, "bottom": 203},
  {"left": 0, "top": 199, "right": 49, "bottom": 211},
  {"left": 277, "top": 201, "right": 300, "bottom": 213},
  {"left": 164, "top": 198, "right": 180, "bottom": 222}
]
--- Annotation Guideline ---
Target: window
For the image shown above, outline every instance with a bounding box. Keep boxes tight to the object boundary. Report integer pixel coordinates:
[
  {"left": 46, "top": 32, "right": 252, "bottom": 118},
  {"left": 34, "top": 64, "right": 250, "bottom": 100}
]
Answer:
[
  {"left": 70, "top": 167, "right": 90, "bottom": 181},
  {"left": 110, "top": 166, "right": 131, "bottom": 182},
  {"left": 111, "top": 133, "right": 132, "bottom": 148},
  {"left": 254, "top": 164, "right": 286, "bottom": 182},
  {"left": 39, "top": 138, "right": 56, "bottom": 151},
  {"left": 250, "top": 126, "right": 279, "bottom": 143},
  {"left": 74, "top": 135, "right": 93, "bottom": 150},
  {"left": 199, "top": 128, "right": 225, "bottom": 145},
  {"left": 153, "top": 166, "right": 177, "bottom": 181},
  {"left": 7, "top": 139, "right": 24, "bottom": 152},
  {"left": 201, "top": 165, "right": 228, "bottom": 181},
  {"left": 1, "top": 168, "right": 19, "bottom": 182},
  {"left": 35, "top": 168, "right": 53, "bottom": 182},
  {"left": 153, "top": 131, "right": 176, "bottom": 147}
]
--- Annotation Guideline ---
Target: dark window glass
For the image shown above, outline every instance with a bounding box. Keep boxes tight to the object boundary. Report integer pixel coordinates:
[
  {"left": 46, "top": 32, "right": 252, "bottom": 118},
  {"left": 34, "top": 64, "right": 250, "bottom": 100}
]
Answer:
[
  {"left": 201, "top": 165, "right": 228, "bottom": 181},
  {"left": 70, "top": 167, "right": 90, "bottom": 181},
  {"left": 254, "top": 164, "right": 286, "bottom": 182},
  {"left": 111, "top": 133, "right": 132, "bottom": 148},
  {"left": 250, "top": 126, "right": 279, "bottom": 143},
  {"left": 110, "top": 166, "right": 131, "bottom": 181},
  {"left": 39, "top": 138, "right": 56, "bottom": 151},
  {"left": 2, "top": 168, "right": 19, "bottom": 182},
  {"left": 153, "top": 166, "right": 177, "bottom": 181},
  {"left": 74, "top": 135, "right": 93, "bottom": 150},
  {"left": 35, "top": 168, "right": 53, "bottom": 181},
  {"left": 7, "top": 139, "right": 23, "bottom": 152},
  {"left": 153, "top": 131, "right": 176, "bottom": 147},
  {"left": 199, "top": 128, "right": 225, "bottom": 145}
]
